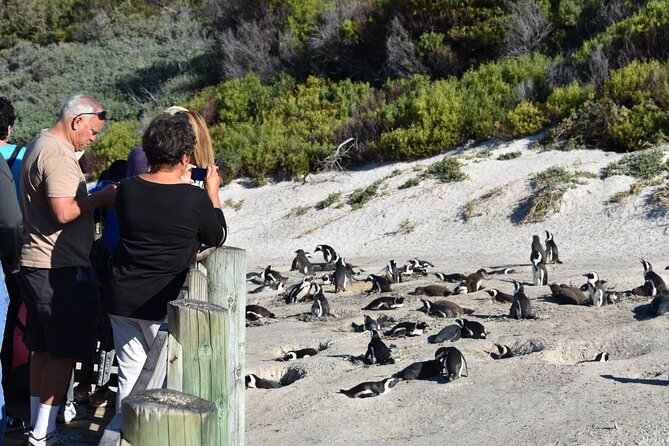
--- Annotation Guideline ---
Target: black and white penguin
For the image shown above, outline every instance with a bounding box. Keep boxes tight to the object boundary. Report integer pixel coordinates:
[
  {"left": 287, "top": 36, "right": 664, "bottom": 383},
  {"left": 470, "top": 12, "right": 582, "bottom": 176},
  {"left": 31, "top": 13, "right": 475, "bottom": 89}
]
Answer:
[
  {"left": 291, "top": 249, "right": 313, "bottom": 275},
  {"left": 509, "top": 281, "right": 535, "bottom": 319},
  {"left": 648, "top": 290, "right": 669, "bottom": 316},
  {"left": 339, "top": 377, "right": 401, "bottom": 398},
  {"left": 365, "top": 274, "right": 392, "bottom": 293},
  {"left": 411, "top": 285, "right": 452, "bottom": 297},
  {"left": 434, "top": 272, "right": 468, "bottom": 283},
  {"left": 420, "top": 299, "right": 465, "bottom": 318},
  {"left": 284, "top": 276, "right": 312, "bottom": 304},
  {"left": 262, "top": 265, "right": 287, "bottom": 285},
  {"left": 584, "top": 272, "right": 606, "bottom": 307},
  {"left": 280, "top": 348, "right": 319, "bottom": 361},
  {"left": 334, "top": 257, "right": 353, "bottom": 293},
  {"left": 435, "top": 346, "right": 468, "bottom": 381},
  {"left": 245, "top": 374, "right": 282, "bottom": 389},
  {"left": 548, "top": 283, "right": 589, "bottom": 305},
  {"left": 456, "top": 318, "right": 487, "bottom": 339},
  {"left": 545, "top": 231, "right": 562, "bottom": 264},
  {"left": 428, "top": 324, "right": 462, "bottom": 343},
  {"left": 362, "top": 296, "right": 405, "bottom": 311},
  {"left": 641, "top": 259, "right": 667, "bottom": 293},
  {"left": 250, "top": 280, "right": 285, "bottom": 294},
  {"left": 530, "top": 235, "right": 546, "bottom": 267},
  {"left": 408, "top": 259, "right": 435, "bottom": 274},
  {"left": 490, "top": 344, "right": 514, "bottom": 360},
  {"left": 578, "top": 352, "right": 610, "bottom": 363},
  {"left": 311, "top": 291, "right": 331, "bottom": 318},
  {"left": 384, "top": 321, "right": 427, "bottom": 337},
  {"left": 315, "top": 244, "right": 339, "bottom": 264},
  {"left": 533, "top": 262, "right": 548, "bottom": 286},
  {"left": 363, "top": 330, "right": 394, "bottom": 365},
  {"left": 246, "top": 271, "right": 264, "bottom": 285},
  {"left": 452, "top": 280, "right": 470, "bottom": 295},
  {"left": 246, "top": 305, "right": 276, "bottom": 321},
  {"left": 393, "top": 358, "right": 443, "bottom": 380},
  {"left": 486, "top": 288, "right": 515, "bottom": 304},
  {"left": 385, "top": 260, "right": 402, "bottom": 284},
  {"left": 487, "top": 268, "right": 516, "bottom": 275}
]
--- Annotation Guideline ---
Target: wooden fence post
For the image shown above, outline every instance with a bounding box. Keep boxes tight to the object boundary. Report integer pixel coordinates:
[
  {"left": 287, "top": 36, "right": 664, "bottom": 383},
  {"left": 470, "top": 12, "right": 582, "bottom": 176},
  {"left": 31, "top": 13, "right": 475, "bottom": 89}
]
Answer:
[
  {"left": 202, "top": 246, "right": 246, "bottom": 446},
  {"left": 167, "top": 299, "right": 228, "bottom": 445},
  {"left": 121, "top": 388, "right": 218, "bottom": 446}
]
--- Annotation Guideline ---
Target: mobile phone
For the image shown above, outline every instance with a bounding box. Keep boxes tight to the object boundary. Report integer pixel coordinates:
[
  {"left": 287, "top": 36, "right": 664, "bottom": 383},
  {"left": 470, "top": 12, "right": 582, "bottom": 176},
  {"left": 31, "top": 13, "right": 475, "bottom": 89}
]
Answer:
[{"left": 191, "top": 168, "right": 207, "bottom": 181}]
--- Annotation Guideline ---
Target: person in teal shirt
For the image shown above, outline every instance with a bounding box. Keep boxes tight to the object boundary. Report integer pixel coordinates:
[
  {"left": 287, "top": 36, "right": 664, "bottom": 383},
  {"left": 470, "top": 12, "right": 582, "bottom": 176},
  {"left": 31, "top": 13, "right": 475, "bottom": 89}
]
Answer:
[{"left": 0, "top": 97, "right": 26, "bottom": 203}]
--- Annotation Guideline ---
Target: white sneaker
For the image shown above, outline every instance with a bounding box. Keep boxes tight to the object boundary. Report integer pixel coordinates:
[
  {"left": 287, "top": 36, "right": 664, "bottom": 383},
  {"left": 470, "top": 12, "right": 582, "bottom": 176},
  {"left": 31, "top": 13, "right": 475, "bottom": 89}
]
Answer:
[{"left": 56, "top": 402, "right": 86, "bottom": 424}]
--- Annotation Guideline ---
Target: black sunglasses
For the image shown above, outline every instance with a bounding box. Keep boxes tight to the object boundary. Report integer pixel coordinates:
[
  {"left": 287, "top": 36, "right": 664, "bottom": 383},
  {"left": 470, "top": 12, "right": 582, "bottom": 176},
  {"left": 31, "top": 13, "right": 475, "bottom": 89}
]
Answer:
[{"left": 73, "top": 110, "right": 107, "bottom": 121}]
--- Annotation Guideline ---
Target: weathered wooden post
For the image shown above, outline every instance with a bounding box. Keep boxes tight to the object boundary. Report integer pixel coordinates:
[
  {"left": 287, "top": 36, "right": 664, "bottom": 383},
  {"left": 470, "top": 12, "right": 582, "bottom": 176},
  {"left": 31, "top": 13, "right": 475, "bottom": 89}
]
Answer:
[
  {"left": 167, "top": 299, "right": 228, "bottom": 445},
  {"left": 121, "top": 388, "right": 218, "bottom": 446},
  {"left": 202, "top": 246, "right": 246, "bottom": 446}
]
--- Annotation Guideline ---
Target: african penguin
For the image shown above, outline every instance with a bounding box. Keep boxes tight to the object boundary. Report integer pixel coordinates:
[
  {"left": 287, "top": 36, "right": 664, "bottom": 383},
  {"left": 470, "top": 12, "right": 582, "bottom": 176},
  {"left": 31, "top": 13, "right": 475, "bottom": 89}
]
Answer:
[
  {"left": 393, "top": 358, "right": 443, "bottom": 381},
  {"left": 509, "top": 281, "right": 535, "bottom": 319},
  {"left": 245, "top": 374, "right": 282, "bottom": 389},
  {"left": 428, "top": 324, "right": 462, "bottom": 343},
  {"left": 486, "top": 289, "right": 514, "bottom": 304},
  {"left": 456, "top": 319, "right": 487, "bottom": 339},
  {"left": 385, "top": 260, "right": 402, "bottom": 284},
  {"left": 250, "top": 280, "right": 285, "bottom": 294},
  {"left": 487, "top": 268, "right": 516, "bottom": 275},
  {"left": 412, "top": 285, "right": 452, "bottom": 297},
  {"left": 490, "top": 344, "right": 514, "bottom": 360},
  {"left": 291, "top": 249, "right": 313, "bottom": 275},
  {"left": 648, "top": 290, "right": 669, "bottom": 317},
  {"left": 384, "top": 321, "right": 427, "bottom": 337},
  {"left": 246, "top": 305, "right": 276, "bottom": 321},
  {"left": 533, "top": 262, "right": 548, "bottom": 286},
  {"left": 315, "top": 244, "right": 339, "bottom": 264},
  {"left": 530, "top": 235, "right": 546, "bottom": 267},
  {"left": 362, "top": 296, "right": 405, "bottom": 311},
  {"left": 262, "top": 265, "right": 287, "bottom": 284},
  {"left": 280, "top": 347, "right": 319, "bottom": 361},
  {"left": 435, "top": 346, "right": 468, "bottom": 381},
  {"left": 584, "top": 272, "right": 606, "bottom": 307},
  {"left": 420, "top": 299, "right": 465, "bottom": 318},
  {"left": 434, "top": 272, "right": 468, "bottom": 283},
  {"left": 311, "top": 291, "right": 331, "bottom": 318},
  {"left": 641, "top": 259, "right": 667, "bottom": 293},
  {"left": 466, "top": 269, "right": 488, "bottom": 292},
  {"left": 334, "top": 257, "right": 353, "bottom": 293},
  {"left": 363, "top": 330, "right": 394, "bottom": 365},
  {"left": 365, "top": 274, "right": 392, "bottom": 293},
  {"left": 545, "top": 231, "right": 562, "bottom": 264},
  {"left": 339, "top": 377, "right": 401, "bottom": 398},
  {"left": 285, "top": 276, "right": 312, "bottom": 304}
]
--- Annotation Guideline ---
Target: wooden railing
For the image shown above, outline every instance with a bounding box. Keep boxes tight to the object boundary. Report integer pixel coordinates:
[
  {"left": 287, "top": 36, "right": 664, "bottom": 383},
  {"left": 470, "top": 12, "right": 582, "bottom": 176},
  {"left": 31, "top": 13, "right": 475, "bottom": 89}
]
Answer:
[{"left": 99, "top": 246, "right": 246, "bottom": 445}]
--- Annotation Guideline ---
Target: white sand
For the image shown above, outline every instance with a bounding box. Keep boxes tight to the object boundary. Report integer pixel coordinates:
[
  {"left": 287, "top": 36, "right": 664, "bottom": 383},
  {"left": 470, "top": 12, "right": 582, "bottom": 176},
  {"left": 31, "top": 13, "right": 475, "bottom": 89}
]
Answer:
[{"left": 221, "top": 137, "right": 669, "bottom": 445}]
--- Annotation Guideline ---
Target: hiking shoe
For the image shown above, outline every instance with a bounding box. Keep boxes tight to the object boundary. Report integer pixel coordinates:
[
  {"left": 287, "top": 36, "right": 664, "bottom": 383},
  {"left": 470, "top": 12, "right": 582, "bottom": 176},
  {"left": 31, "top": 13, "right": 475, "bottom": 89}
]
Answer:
[
  {"left": 6, "top": 413, "right": 27, "bottom": 432},
  {"left": 26, "top": 429, "right": 82, "bottom": 445},
  {"left": 56, "top": 402, "right": 86, "bottom": 424}
]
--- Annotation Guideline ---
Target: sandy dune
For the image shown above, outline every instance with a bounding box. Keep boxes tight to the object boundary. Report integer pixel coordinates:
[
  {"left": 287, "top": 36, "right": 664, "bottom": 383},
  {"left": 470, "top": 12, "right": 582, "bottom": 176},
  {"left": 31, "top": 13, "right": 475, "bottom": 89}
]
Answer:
[{"left": 222, "top": 137, "right": 669, "bottom": 445}]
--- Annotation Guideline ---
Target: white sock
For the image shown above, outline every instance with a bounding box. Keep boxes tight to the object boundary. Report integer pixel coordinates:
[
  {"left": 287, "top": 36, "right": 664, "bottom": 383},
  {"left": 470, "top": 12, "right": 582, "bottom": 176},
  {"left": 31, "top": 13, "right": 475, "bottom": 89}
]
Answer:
[
  {"left": 32, "top": 403, "right": 59, "bottom": 439},
  {"left": 30, "top": 396, "right": 40, "bottom": 428}
]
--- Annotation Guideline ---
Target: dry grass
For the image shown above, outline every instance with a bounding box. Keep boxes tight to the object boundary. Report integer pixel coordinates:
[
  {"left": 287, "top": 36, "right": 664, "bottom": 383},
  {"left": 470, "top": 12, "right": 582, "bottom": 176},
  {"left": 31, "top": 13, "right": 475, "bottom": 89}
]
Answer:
[{"left": 462, "top": 187, "right": 503, "bottom": 220}]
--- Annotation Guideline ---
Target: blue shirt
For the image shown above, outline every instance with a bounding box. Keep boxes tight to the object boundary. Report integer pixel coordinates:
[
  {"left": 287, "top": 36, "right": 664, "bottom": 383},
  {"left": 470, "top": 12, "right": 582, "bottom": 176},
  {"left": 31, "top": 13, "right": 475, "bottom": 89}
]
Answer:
[{"left": 0, "top": 144, "right": 26, "bottom": 203}]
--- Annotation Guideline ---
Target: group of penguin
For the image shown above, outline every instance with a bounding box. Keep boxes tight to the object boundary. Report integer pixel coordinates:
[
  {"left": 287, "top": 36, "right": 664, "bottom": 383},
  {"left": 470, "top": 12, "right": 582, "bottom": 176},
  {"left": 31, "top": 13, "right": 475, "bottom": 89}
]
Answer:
[{"left": 244, "top": 232, "right": 668, "bottom": 397}]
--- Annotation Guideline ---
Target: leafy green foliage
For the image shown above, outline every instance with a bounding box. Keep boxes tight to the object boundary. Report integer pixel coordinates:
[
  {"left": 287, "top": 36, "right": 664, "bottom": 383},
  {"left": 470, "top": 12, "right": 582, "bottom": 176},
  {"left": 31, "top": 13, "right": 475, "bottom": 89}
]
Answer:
[
  {"left": 545, "top": 81, "right": 593, "bottom": 120},
  {"left": 349, "top": 179, "right": 383, "bottom": 209},
  {"left": 398, "top": 177, "right": 421, "bottom": 189},
  {"left": 519, "top": 167, "right": 591, "bottom": 223},
  {"left": 425, "top": 157, "right": 468, "bottom": 183},
  {"left": 463, "top": 187, "right": 503, "bottom": 220},
  {"left": 89, "top": 121, "right": 141, "bottom": 177},
  {"left": 603, "top": 148, "right": 666, "bottom": 178},
  {"left": 498, "top": 151, "right": 521, "bottom": 160},
  {"left": 505, "top": 102, "right": 549, "bottom": 137},
  {"left": 317, "top": 192, "right": 343, "bottom": 209}
]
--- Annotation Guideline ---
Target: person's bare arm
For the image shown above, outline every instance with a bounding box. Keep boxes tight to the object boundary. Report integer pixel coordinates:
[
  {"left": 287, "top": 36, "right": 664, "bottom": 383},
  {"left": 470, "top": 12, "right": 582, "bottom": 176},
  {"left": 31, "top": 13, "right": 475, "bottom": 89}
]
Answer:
[{"left": 48, "top": 184, "right": 117, "bottom": 224}]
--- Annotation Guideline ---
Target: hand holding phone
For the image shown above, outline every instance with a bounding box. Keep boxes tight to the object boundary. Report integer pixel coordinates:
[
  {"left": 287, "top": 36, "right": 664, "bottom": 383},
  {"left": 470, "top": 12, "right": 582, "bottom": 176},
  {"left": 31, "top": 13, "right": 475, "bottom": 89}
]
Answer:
[{"left": 190, "top": 167, "right": 207, "bottom": 181}]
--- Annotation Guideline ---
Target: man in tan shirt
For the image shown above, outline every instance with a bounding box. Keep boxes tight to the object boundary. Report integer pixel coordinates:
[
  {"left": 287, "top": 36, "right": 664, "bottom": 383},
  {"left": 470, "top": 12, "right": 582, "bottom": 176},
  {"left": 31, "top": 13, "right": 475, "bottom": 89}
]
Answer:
[{"left": 18, "top": 95, "right": 116, "bottom": 445}]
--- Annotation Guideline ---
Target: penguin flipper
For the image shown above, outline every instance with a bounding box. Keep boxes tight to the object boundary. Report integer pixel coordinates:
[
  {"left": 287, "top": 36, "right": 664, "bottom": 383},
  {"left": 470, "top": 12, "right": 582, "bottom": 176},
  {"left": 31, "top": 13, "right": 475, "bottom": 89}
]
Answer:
[{"left": 460, "top": 355, "right": 469, "bottom": 377}]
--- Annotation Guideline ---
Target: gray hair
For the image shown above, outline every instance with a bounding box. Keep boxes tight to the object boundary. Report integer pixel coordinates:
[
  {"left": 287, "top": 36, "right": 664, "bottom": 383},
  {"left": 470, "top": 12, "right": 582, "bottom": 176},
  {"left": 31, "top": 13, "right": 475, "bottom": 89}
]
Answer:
[{"left": 58, "top": 95, "right": 103, "bottom": 121}]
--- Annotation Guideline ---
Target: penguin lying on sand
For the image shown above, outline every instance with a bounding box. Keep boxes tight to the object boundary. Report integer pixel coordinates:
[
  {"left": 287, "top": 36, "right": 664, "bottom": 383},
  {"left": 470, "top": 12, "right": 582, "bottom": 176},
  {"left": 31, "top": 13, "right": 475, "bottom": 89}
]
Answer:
[
  {"left": 384, "top": 321, "right": 427, "bottom": 337},
  {"left": 339, "top": 378, "right": 401, "bottom": 398},
  {"left": 411, "top": 285, "right": 452, "bottom": 297},
  {"left": 428, "top": 324, "right": 462, "bottom": 343},
  {"left": 456, "top": 319, "right": 487, "bottom": 339},
  {"left": 490, "top": 344, "right": 514, "bottom": 360},
  {"left": 363, "top": 330, "right": 395, "bottom": 365},
  {"left": 245, "top": 374, "right": 282, "bottom": 389},
  {"left": 246, "top": 305, "right": 276, "bottom": 321},
  {"left": 362, "top": 296, "right": 404, "bottom": 311}
]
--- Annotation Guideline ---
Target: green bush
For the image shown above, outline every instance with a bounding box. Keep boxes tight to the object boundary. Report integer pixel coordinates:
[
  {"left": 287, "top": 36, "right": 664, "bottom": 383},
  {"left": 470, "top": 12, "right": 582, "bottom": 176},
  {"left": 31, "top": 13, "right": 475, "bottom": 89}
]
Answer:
[
  {"left": 425, "top": 157, "right": 468, "bottom": 183},
  {"left": 603, "top": 148, "right": 666, "bottom": 178},
  {"left": 520, "top": 166, "right": 590, "bottom": 223},
  {"left": 398, "top": 177, "right": 421, "bottom": 189},
  {"left": 498, "top": 151, "right": 521, "bottom": 160},
  {"left": 505, "top": 101, "right": 549, "bottom": 137},
  {"left": 349, "top": 180, "right": 383, "bottom": 209},
  {"left": 89, "top": 121, "right": 141, "bottom": 177},
  {"left": 545, "top": 81, "right": 592, "bottom": 120}
]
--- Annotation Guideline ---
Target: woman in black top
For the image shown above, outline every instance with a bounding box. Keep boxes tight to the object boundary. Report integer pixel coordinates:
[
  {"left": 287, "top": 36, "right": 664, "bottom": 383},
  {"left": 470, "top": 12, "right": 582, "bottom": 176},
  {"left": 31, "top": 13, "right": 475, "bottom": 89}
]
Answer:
[{"left": 106, "top": 113, "right": 226, "bottom": 413}]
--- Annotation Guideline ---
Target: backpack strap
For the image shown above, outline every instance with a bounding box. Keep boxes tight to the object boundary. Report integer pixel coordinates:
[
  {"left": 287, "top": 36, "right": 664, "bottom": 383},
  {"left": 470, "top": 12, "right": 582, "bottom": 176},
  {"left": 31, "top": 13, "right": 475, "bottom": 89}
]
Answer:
[{"left": 6, "top": 145, "right": 22, "bottom": 170}]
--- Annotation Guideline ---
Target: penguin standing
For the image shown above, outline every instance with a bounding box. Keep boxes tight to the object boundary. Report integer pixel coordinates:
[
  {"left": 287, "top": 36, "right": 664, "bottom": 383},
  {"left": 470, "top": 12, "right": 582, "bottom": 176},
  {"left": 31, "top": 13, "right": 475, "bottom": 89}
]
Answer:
[
  {"left": 545, "top": 231, "right": 562, "bottom": 264},
  {"left": 339, "top": 378, "right": 401, "bottom": 398},
  {"left": 291, "top": 249, "right": 313, "bottom": 275},
  {"left": 310, "top": 284, "right": 331, "bottom": 318},
  {"left": 530, "top": 235, "right": 548, "bottom": 286},
  {"left": 365, "top": 274, "right": 392, "bottom": 293},
  {"left": 648, "top": 290, "right": 669, "bottom": 316},
  {"left": 641, "top": 259, "right": 667, "bottom": 293},
  {"left": 435, "top": 346, "right": 468, "bottom": 381},
  {"left": 285, "top": 276, "right": 312, "bottom": 304},
  {"left": 385, "top": 260, "right": 402, "bottom": 283},
  {"left": 315, "top": 244, "right": 338, "bottom": 264},
  {"left": 334, "top": 257, "right": 353, "bottom": 293},
  {"left": 584, "top": 272, "right": 606, "bottom": 307},
  {"left": 363, "top": 330, "right": 394, "bottom": 365},
  {"left": 509, "top": 281, "right": 535, "bottom": 319}
]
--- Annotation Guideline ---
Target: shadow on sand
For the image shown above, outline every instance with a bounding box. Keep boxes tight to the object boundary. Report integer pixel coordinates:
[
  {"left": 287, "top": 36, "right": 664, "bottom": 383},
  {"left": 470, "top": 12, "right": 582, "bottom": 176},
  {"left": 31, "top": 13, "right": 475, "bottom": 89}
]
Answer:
[{"left": 601, "top": 374, "right": 667, "bottom": 386}]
